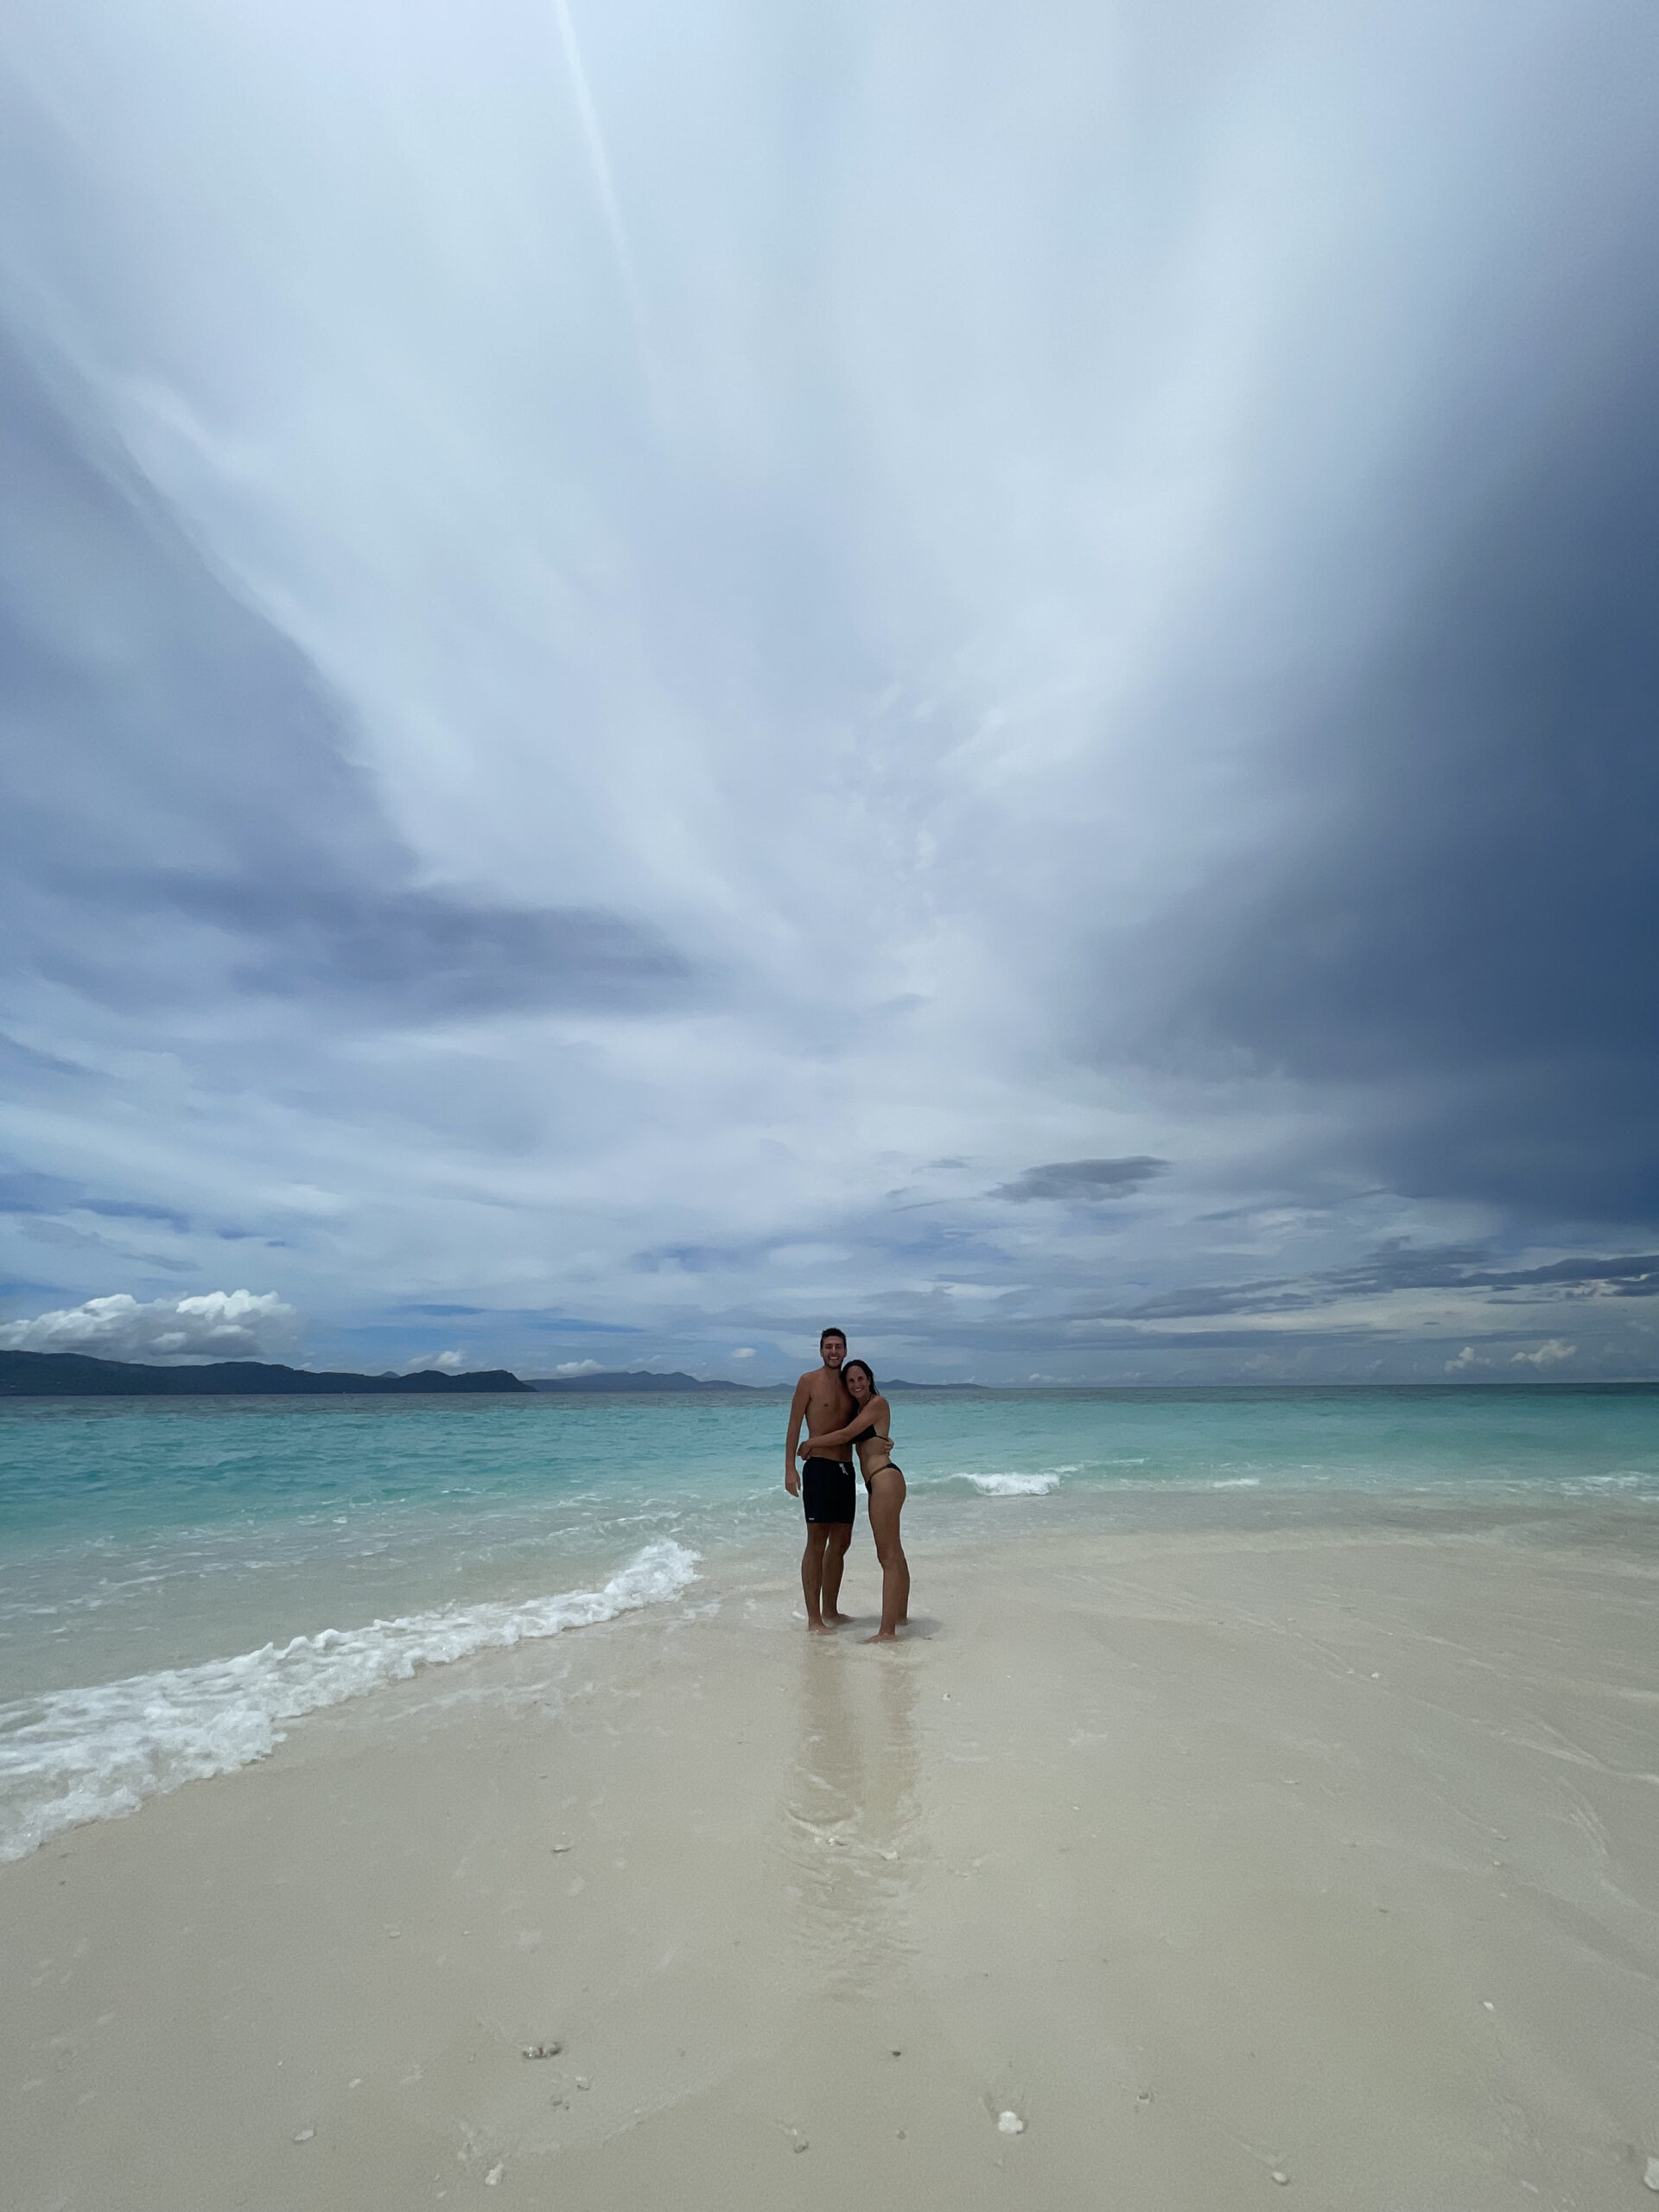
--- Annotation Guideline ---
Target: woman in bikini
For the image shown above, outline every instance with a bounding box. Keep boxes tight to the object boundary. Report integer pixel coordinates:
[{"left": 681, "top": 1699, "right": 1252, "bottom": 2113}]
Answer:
[{"left": 798, "top": 1359, "right": 909, "bottom": 1641}]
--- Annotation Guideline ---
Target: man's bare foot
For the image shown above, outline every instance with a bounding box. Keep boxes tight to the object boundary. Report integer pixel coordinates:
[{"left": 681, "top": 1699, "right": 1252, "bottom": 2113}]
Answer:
[
  {"left": 823, "top": 1610, "right": 852, "bottom": 1627},
  {"left": 862, "top": 1629, "right": 899, "bottom": 1643},
  {"left": 807, "top": 1618, "right": 835, "bottom": 1635}
]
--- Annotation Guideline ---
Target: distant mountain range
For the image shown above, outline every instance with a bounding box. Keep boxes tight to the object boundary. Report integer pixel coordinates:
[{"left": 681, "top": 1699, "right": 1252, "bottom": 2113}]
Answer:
[
  {"left": 529, "top": 1370, "right": 988, "bottom": 1393},
  {"left": 886, "top": 1378, "right": 990, "bottom": 1390},
  {"left": 0, "top": 1350, "right": 997, "bottom": 1398},
  {"left": 530, "top": 1369, "right": 765, "bottom": 1393},
  {"left": 0, "top": 1350, "right": 531, "bottom": 1396}
]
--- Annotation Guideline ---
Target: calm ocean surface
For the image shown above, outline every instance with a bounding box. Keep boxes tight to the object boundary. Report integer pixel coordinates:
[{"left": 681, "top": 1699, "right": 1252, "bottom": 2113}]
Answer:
[{"left": 3, "top": 1386, "right": 1656, "bottom": 1860}]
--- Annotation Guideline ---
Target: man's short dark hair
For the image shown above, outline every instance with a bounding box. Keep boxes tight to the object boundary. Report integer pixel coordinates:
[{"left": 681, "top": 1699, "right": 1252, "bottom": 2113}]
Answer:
[{"left": 820, "top": 1326, "right": 847, "bottom": 1345}]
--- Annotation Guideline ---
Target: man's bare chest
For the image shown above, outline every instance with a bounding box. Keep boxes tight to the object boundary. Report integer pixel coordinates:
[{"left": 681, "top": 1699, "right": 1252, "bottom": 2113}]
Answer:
[{"left": 805, "top": 1380, "right": 853, "bottom": 1434}]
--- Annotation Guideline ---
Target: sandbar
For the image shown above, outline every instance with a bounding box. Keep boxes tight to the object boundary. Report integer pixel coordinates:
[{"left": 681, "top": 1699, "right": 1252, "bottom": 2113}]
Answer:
[{"left": 4, "top": 1501, "right": 1657, "bottom": 2208}]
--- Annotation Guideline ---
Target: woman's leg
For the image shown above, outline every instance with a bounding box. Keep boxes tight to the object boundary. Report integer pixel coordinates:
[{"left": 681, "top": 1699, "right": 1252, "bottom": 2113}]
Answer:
[{"left": 863, "top": 1469, "right": 909, "bottom": 1640}]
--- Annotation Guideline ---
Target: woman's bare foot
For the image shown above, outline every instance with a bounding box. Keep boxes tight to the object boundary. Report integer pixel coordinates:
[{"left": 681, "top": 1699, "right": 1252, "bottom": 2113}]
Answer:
[
  {"left": 807, "top": 1618, "right": 835, "bottom": 1635},
  {"left": 823, "top": 1610, "right": 852, "bottom": 1627},
  {"left": 862, "top": 1628, "right": 899, "bottom": 1643}
]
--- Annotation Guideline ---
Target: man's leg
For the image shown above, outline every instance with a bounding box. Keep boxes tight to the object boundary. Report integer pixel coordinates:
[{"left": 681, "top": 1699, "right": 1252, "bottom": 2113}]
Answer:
[
  {"left": 820, "top": 1523, "right": 853, "bottom": 1624},
  {"left": 801, "top": 1523, "right": 833, "bottom": 1631}
]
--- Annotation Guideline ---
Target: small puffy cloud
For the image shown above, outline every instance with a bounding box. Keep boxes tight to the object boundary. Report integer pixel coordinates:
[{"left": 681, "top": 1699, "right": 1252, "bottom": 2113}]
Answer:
[
  {"left": 0, "top": 1289, "right": 300, "bottom": 1361},
  {"left": 1512, "top": 1339, "right": 1577, "bottom": 1369},
  {"left": 730, "top": 1345, "right": 756, "bottom": 1359},
  {"left": 993, "top": 1158, "right": 1169, "bottom": 1203},
  {"left": 552, "top": 1357, "right": 602, "bottom": 1376},
  {"left": 406, "top": 1347, "right": 467, "bottom": 1374},
  {"left": 1445, "top": 1344, "right": 1479, "bottom": 1372}
]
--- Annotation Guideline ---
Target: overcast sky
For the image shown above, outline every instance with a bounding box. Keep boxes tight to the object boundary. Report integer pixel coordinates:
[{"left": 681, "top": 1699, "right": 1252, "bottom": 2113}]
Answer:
[{"left": 3, "top": 0, "right": 1657, "bottom": 1382}]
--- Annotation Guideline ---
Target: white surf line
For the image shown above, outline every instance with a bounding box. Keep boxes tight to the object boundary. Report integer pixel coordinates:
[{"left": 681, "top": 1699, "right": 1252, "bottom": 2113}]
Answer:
[
  {"left": 0, "top": 1540, "right": 698, "bottom": 1862},
  {"left": 960, "top": 1471, "right": 1061, "bottom": 1496}
]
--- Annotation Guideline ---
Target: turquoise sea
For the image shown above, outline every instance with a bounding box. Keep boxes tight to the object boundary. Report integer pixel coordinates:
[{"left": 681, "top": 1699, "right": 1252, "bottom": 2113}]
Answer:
[{"left": 2, "top": 1386, "right": 1656, "bottom": 1862}]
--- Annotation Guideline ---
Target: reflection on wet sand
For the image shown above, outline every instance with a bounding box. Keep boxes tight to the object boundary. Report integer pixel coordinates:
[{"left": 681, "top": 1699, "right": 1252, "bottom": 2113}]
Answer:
[{"left": 779, "top": 1641, "right": 925, "bottom": 1983}]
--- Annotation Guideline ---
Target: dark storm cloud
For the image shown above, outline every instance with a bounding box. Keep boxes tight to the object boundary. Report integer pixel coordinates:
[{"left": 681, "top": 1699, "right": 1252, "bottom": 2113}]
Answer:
[
  {"left": 992, "top": 1158, "right": 1169, "bottom": 1203},
  {"left": 0, "top": 1172, "right": 84, "bottom": 1216},
  {"left": 1484, "top": 1254, "right": 1659, "bottom": 1298},
  {"left": 155, "top": 874, "right": 687, "bottom": 1020},
  {"left": 1108, "top": 329, "right": 1659, "bottom": 1225},
  {"left": 1103, "top": 1244, "right": 1659, "bottom": 1323},
  {"left": 0, "top": 328, "right": 690, "bottom": 1031},
  {"left": 0, "top": 1035, "right": 96, "bottom": 1087},
  {"left": 382, "top": 1306, "right": 643, "bottom": 1332},
  {"left": 631, "top": 1242, "right": 755, "bottom": 1275},
  {"left": 0, "top": 1169, "right": 192, "bottom": 1230},
  {"left": 518, "top": 1313, "right": 645, "bottom": 1336}
]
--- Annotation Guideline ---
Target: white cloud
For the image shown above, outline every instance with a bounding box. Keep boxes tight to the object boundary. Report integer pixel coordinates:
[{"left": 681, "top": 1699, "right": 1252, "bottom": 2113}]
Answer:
[
  {"left": 1445, "top": 1345, "right": 1479, "bottom": 1372},
  {"left": 1512, "top": 1339, "right": 1577, "bottom": 1369},
  {"left": 0, "top": 1290, "right": 300, "bottom": 1363},
  {"left": 406, "top": 1347, "right": 467, "bottom": 1374},
  {"left": 552, "top": 1358, "right": 602, "bottom": 1376},
  {"left": 729, "top": 1346, "right": 756, "bottom": 1359}
]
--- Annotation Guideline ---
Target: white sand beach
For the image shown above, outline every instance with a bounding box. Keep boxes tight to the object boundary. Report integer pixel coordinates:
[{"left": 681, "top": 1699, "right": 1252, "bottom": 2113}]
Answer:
[{"left": 5, "top": 1509, "right": 1657, "bottom": 2210}]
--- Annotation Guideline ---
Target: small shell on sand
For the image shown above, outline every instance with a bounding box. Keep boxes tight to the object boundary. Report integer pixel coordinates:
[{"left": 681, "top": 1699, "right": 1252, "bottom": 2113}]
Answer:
[
  {"left": 292, "top": 2128, "right": 315, "bottom": 2144},
  {"left": 484, "top": 2161, "right": 505, "bottom": 2187},
  {"left": 521, "top": 2043, "right": 563, "bottom": 2060},
  {"left": 1642, "top": 2154, "right": 1659, "bottom": 2192},
  {"left": 997, "top": 2111, "right": 1026, "bottom": 2135},
  {"left": 793, "top": 2140, "right": 809, "bottom": 2154},
  {"left": 1270, "top": 2170, "right": 1290, "bottom": 2186}
]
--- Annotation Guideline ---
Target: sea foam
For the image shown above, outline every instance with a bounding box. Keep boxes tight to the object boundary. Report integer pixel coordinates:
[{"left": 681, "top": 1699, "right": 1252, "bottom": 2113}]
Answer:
[
  {"left": 0, "top": 1539, "right": 698, "bottom": 1863},
  {"left": 963, "top": 1471, "right": 1061, "bottom": 1496}
]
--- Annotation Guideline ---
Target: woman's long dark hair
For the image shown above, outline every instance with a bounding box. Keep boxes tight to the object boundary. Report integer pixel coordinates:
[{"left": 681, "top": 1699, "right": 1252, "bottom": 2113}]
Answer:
[{"left": 843, "top": 1358, "right": 876, "bottom": 1394}]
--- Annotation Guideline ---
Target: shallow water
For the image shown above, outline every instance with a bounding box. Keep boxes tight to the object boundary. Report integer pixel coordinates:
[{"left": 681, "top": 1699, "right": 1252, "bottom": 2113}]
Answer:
[{"left": 2, "top": 1386, "right": 1655, "bottom": 1859}]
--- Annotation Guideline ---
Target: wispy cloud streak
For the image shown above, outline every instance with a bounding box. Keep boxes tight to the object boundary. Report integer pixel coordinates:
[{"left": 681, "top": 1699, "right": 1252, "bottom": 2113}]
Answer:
[{"left": 549, "top": 0, "right": 652, "bottom": 359}]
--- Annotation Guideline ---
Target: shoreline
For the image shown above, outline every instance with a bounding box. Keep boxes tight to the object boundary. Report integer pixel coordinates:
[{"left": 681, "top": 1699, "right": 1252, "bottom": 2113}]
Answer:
[
  {"left": 7, "top": 1484, "right": 1656, "bottom": 1858},
  {"left": 6, "top": 1511, "right": 1657, "bottom": 2209}
]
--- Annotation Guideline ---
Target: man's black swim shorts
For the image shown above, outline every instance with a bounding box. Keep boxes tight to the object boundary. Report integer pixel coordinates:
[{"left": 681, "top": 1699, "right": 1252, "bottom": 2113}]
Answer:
[{"left": 801, "top": 1457, "right": 855, "bottom": 1524}]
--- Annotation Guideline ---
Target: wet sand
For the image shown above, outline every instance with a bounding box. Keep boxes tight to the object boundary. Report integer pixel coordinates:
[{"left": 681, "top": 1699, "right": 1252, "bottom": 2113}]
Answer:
[{"left": 5, "top": 1510, "right": 1657, "bottom": 2209}]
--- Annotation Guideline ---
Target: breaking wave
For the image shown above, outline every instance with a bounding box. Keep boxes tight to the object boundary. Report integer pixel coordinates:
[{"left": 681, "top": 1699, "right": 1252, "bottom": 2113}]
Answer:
[{"left": 0, "top": 1540, "right": 698, "bottom": 1862}]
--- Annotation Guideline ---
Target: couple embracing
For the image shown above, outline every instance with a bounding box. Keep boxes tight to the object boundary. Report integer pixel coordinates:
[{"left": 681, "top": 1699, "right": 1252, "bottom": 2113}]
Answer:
[{"left": 784, "top": 1327, "right": 910, "bottom": 1641}]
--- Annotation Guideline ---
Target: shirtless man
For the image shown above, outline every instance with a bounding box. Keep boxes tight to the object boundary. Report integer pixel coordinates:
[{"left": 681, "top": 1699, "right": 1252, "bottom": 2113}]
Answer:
[{"left": 784, "top": 1326, "right": 856, "bottom": 1632}]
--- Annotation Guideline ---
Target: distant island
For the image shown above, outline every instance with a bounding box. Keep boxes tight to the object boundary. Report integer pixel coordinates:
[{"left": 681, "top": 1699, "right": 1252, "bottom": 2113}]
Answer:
[
  {"left": 885, "top": 1378, "right": 990, "bottom": 1391},
  {"left": 0, "top": 1351, "right": 1006, "bottom": 1400},
  {"left": 530, "top": 1370, "right": 766, "bottom": 1393},
  {"left": 528, "top": 1370, "right": 990, "bottom": 1394},
  {"left": 0, "top": 1351, "right": 532, "bottom": 1397}
]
